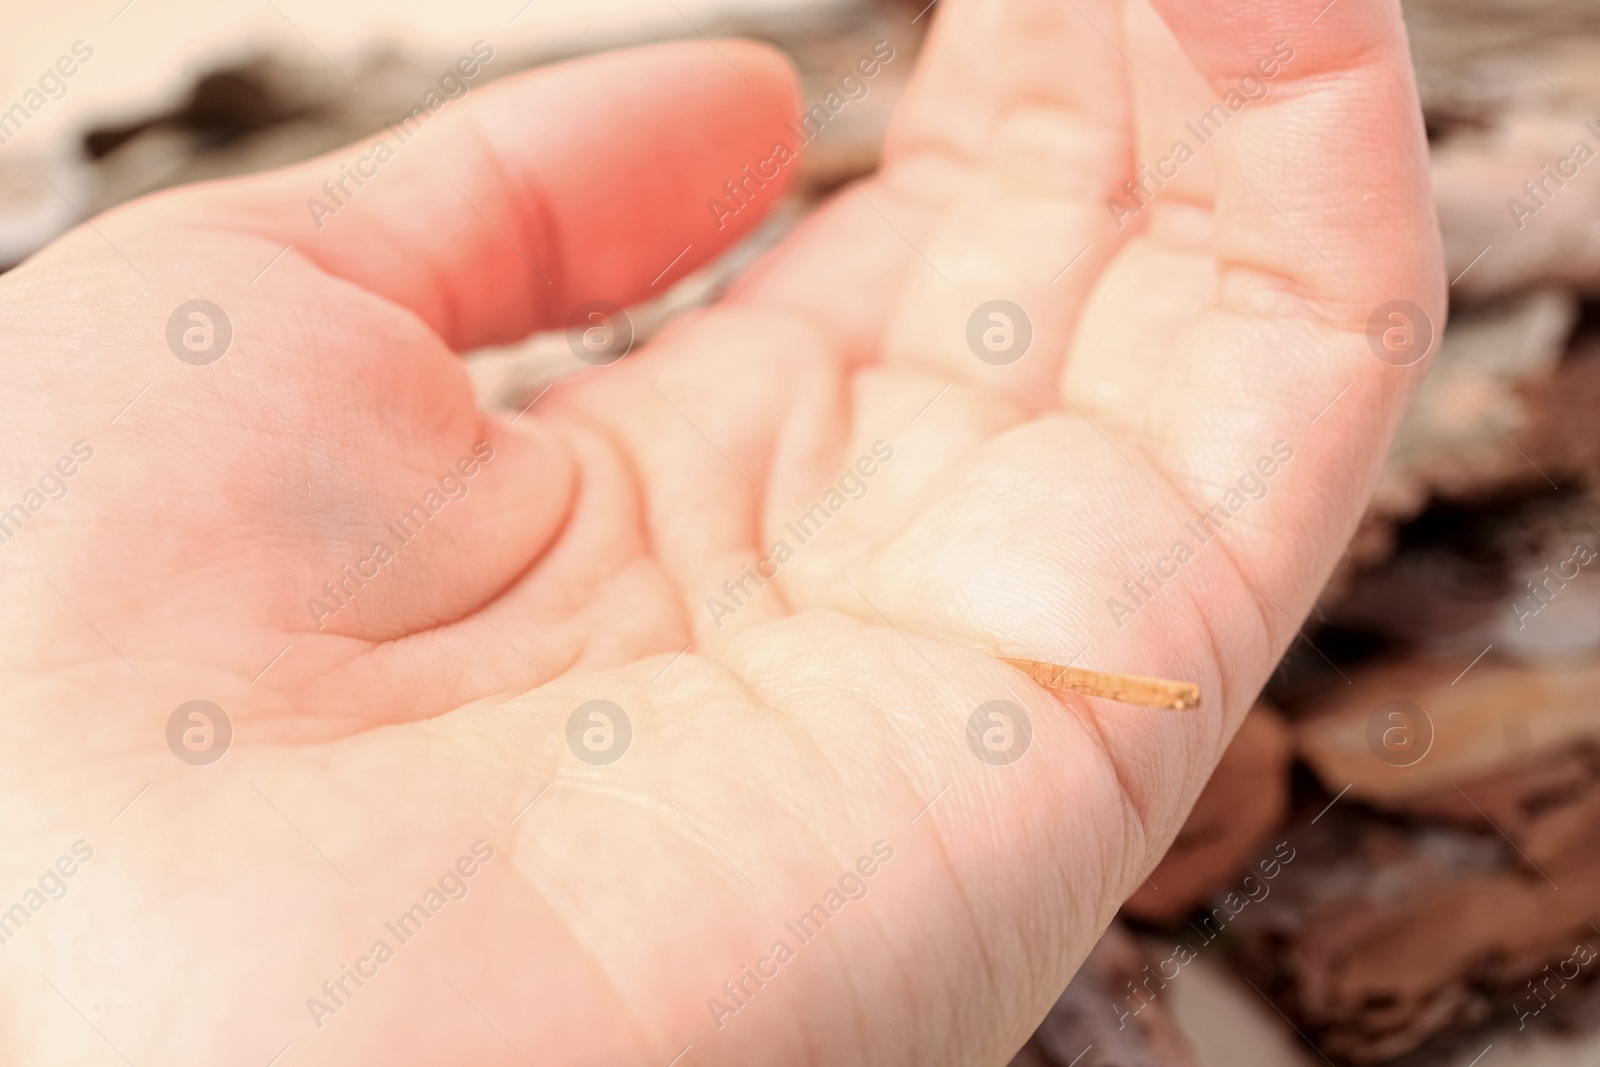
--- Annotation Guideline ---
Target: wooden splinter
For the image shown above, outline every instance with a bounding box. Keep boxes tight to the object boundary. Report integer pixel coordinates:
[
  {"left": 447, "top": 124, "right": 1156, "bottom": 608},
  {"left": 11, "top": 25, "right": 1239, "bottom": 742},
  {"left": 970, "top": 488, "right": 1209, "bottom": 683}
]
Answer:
[{"left": 1000, "top": 657, "right": 1201, "bottom": 711}]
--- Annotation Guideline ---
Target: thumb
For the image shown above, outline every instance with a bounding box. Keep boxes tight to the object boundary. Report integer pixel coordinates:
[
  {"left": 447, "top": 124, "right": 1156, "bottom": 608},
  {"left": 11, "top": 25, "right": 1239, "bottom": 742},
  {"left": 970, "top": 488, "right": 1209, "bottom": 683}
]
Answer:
[
  {"left": 4, "top": 41, "right": 801, "bottom": 720},
  {"left": 152, "top": 39, "right": 802, "bottom": 352}
]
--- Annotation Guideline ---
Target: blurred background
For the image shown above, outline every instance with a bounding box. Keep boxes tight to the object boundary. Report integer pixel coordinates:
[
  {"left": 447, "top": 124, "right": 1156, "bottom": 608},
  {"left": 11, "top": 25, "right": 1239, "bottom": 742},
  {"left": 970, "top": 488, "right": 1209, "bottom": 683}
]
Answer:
[{"left": 5, "top": 1, "right": 1600, "bottom": 1063}]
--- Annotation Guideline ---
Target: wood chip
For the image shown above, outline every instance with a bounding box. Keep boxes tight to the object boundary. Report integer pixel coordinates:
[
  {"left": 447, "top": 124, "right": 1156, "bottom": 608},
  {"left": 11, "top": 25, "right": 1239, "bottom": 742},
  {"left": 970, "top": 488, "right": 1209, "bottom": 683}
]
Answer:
[
  {"left": 1297, "top": 659, "right": 1600, "bottom": 802},
  {"left": 1000, "top": 658, "right": 1201, "bottom": 710}
]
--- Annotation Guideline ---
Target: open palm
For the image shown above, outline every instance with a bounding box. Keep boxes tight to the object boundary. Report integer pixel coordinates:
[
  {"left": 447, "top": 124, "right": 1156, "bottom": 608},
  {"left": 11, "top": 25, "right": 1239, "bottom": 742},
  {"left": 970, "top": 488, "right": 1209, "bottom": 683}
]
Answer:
[{"left": 0, "top": 0, "right": 1441, "bottom": 1063}]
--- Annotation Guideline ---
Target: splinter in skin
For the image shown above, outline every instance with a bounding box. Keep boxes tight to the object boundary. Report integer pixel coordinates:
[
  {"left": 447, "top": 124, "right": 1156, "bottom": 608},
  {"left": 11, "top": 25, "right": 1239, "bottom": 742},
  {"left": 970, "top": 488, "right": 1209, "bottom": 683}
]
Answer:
[{"left": 1000, "top": 658, "right": 1201, "bottom": 711}]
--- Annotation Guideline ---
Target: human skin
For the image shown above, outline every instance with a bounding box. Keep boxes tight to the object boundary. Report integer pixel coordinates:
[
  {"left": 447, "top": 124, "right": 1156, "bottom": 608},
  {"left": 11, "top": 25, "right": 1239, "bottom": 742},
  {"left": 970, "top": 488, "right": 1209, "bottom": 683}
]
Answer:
[{"left": 0, "top": 0, "right": 1442, "bottom": 1063}]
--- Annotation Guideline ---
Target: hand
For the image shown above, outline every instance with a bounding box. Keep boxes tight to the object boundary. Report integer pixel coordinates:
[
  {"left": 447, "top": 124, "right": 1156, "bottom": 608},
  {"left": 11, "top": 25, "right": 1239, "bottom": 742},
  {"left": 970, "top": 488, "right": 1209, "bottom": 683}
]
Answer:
[{"left": 0, "top": 1, "right": 1442, "bottom": 1063}]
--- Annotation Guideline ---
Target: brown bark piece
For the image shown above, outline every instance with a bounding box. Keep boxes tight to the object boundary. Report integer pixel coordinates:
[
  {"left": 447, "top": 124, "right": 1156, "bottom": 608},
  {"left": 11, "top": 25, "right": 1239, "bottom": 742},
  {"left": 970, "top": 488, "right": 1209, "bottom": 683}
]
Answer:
[
  {"left": 1523, "top": 342, "right": 1600, "bottom": 489},
  {"left": 1297, "top": 658, "right": 1600, "bottom": 803},
  {"left": 1284, "top": 655, "right": 1600, "bottom": 1057},
  {"left": 1322, "top": 492, "right": 1600, "bottom": 666},
  {"left": 1405, "top": 0, "right": 1600, "bottom": 299},
  {"left": 1431, "top": 111, "right": 1600, "bottom": 300},
  {"left": 1366, "top": 291, "right": 1577, "bottom": 531},
  {"left": 1379, "top": 741, "right": 1600, "bottom": 876},
  {"left": 1227, "top": 810, "right": 1600, "bottom": 1064},
  {"left": 1124, "top": 705, "right": 1293, "bottom": 924}
]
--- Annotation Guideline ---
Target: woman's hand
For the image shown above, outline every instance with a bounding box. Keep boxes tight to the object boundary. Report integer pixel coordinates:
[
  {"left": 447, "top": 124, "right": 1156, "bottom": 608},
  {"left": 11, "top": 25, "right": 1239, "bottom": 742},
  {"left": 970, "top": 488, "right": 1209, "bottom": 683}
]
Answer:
[{"left": 0, "top": 0, "right": 1441, "bottom": 1063}]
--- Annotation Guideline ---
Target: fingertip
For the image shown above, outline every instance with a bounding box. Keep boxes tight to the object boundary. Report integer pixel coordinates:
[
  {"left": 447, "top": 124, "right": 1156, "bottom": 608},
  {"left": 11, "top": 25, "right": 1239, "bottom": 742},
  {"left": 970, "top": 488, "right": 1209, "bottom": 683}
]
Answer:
[
  {"left": 1147, "top": 0, "right": 1409, "bottom": 82},
  {"left": 173, "top": 38, "right": 811, "bottom": 351},
  {"left": 466, "top": 37, "right": 807, "bottom": 315},
  {"left": 715, "top": 37, "right": 804, "bottom": 111}
]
